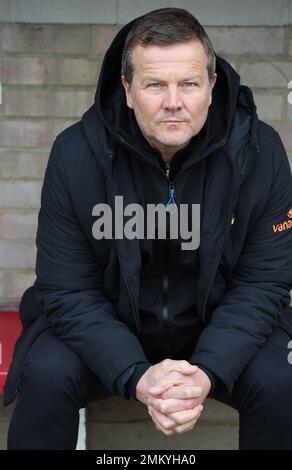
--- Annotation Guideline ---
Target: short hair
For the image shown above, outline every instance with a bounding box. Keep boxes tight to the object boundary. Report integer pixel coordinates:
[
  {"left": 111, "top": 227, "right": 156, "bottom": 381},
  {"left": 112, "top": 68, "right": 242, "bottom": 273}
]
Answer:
[{"left": 121, "top": 8, "right": 216, "bottom": 85}]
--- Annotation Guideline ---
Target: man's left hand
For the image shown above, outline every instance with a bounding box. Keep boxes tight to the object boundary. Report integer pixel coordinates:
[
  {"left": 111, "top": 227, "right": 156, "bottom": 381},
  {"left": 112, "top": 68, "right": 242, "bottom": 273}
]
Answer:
[{"left": 147, "top": 367, "right": 211, "bottom": 435}]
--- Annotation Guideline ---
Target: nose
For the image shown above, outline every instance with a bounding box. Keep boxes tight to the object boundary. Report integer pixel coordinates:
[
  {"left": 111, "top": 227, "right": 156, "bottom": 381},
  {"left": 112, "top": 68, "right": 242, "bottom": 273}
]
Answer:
[{"left": 162, "top": 85, "right": 183, "bottom": 112}]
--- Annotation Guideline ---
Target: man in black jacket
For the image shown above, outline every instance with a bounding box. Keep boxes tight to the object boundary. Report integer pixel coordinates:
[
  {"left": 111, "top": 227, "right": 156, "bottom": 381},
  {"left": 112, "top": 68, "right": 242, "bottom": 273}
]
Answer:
[{"left": 4, "top": 8, "right": 292, "bottom": 449}]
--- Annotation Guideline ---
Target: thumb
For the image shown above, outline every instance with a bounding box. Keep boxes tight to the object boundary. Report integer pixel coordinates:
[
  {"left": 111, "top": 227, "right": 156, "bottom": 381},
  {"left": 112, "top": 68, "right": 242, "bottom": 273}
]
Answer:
[
  {"left": 171, "top": 362, "right": 199, "bottom": 375},
  {"left": 164, "top": 360, "right": 199, "bottom": 375},
  {"left": 179, "top": 364, "right": 199, "bottom": 375}
]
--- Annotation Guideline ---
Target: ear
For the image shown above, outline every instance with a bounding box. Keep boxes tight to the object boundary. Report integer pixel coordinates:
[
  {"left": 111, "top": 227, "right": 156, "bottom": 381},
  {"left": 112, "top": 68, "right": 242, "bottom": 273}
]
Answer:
[
  {"left": 208, "top": 72, "right": 217, "bottom": 106},
  {"left": 121, "top": 75, "right": 134, "bottom": 109}
]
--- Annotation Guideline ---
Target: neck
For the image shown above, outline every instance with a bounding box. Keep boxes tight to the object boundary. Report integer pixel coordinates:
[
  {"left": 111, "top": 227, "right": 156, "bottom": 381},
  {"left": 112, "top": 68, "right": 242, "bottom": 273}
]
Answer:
[
  {"left": 160, "top": 149, "right": 176, "bottom": 164},
  {"left": 145, "top": 138, "right": 191, "bottom": 164}
]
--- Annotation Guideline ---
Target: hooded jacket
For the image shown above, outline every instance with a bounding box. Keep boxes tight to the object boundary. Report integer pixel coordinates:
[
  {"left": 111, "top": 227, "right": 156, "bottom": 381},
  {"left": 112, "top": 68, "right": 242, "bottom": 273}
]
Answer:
[{"left": 3, "top": 16, "right": 292, "bottom": 406}]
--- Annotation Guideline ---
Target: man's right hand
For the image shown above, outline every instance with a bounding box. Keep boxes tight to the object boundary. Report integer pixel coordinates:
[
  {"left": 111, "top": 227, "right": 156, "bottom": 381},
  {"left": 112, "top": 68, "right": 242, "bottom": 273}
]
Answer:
[{"left": 136, "top": 359, "right": 204, "bottom": 435}]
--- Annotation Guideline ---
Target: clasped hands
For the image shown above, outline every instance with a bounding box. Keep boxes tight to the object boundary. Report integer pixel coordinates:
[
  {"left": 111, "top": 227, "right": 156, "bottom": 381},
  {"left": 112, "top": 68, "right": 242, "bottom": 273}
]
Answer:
[{"left": 136, "top": 359, "right": 211, "bottom": 436}]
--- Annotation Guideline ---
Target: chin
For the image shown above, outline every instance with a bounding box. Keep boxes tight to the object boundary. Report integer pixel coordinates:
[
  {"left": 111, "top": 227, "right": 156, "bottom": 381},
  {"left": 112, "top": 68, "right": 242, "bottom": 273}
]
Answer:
[{"left": 159, "top": 135, "right": 191, "bottom": 148}]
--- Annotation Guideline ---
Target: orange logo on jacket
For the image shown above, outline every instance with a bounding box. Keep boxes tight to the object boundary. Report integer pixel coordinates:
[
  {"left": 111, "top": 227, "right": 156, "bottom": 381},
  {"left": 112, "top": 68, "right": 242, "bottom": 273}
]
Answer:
[{"left": 272, "top": 209, "right": 292, "bottom": 232}]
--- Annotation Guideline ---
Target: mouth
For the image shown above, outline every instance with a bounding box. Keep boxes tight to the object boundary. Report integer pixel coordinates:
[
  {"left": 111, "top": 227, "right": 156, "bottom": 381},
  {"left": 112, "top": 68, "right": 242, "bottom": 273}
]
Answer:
[{"left": 162, "top": 120, "right": 185, "bottom": 123}]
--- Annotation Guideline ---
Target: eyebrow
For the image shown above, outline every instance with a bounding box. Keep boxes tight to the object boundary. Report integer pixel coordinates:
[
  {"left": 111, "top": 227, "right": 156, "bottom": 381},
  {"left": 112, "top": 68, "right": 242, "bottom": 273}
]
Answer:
[{"left": 141, "top": 75, "right": 204, "bottom": 85}]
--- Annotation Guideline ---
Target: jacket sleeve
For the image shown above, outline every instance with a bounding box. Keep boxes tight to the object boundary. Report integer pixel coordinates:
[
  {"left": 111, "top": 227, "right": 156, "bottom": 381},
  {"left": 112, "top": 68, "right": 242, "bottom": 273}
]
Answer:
[
  {"left": 190, "top": 132, "right": 292, "bottom": 394},
  {"left": 114, "top": 362, "right": 152, "bottom": 400},
  {"left": 34, "top": 138, "right": 150, "bottom": 396}
]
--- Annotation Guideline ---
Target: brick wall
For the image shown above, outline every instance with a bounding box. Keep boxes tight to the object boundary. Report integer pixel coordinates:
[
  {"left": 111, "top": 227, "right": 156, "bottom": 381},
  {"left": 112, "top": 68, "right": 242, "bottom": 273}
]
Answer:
[{"left": 0, "top": 23, "right": 291, "bottom": 304}]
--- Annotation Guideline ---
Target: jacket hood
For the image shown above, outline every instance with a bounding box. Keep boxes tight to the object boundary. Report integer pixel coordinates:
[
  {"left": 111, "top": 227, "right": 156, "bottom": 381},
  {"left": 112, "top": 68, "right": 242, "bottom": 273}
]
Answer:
[
  {"left": 94, "top": 16, "right": 242, "bottom": 154},
  {"left": 82, "top": 15, "right": 259, "bottom": 185}
]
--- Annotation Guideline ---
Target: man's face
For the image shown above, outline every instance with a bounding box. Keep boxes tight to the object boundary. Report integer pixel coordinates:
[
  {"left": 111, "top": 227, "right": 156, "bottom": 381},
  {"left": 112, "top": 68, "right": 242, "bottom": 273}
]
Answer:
[{"left": 121, "top": 39, "right": 217, "bottom": 156}]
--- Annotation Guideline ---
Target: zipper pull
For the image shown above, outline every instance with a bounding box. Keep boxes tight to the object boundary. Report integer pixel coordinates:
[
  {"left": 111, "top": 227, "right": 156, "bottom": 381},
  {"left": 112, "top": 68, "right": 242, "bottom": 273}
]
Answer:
[
  {"left": 165, "top": 162, "right": 170, "bottom": 179},
  {"left": 166, "top": 184, "right": 177, "bottom": 213}
]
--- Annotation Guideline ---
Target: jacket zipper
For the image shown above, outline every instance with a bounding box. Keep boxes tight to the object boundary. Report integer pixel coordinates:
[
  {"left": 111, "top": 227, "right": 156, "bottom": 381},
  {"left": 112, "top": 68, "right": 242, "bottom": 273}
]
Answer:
[
  {"left": 116, "top": 237, "right": 141, "bottom": 331},
  {"left": 107, "top": 153, "right": 142, "bottom": 333},
  {"left": 162, "top": 161, "right": 174, "bottom": 350},
  {"left": 162, "top": 269, "right": 171, "bottom": 351},
  {"left": 165, "top": 163, "right": 177, "bottom": 213}
]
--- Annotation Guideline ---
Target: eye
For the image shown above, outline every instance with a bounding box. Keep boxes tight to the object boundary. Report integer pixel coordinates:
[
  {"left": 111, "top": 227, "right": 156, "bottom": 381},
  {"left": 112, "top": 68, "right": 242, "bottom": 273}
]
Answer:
[
  {"left": 183, "top": 82, "right": 198, "bottom": 88},
  {"left": 148, "top": 83, "right": 162, "bottom": 88}
]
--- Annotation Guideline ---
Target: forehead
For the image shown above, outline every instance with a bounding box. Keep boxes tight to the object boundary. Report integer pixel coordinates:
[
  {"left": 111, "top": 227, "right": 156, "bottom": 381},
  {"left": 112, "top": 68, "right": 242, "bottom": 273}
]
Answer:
[{"left": 131, "top": 40, "right": 209, "bottom": 77}]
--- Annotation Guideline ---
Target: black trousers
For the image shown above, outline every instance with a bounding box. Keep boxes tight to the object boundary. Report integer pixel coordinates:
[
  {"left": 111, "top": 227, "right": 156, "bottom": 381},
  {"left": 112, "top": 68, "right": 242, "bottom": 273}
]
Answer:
[{"left": 6, "top": 325, "right": 292, "bottom": 450}]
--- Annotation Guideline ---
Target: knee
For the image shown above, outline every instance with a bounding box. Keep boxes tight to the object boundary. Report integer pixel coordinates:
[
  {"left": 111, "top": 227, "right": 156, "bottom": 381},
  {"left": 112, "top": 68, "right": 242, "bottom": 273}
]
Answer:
[
  {"left": 237, "top": 355, "right": 292, "bottom": 413},
  {"left": 21, "top": 340, "right": 87, "bottom": 398}
]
